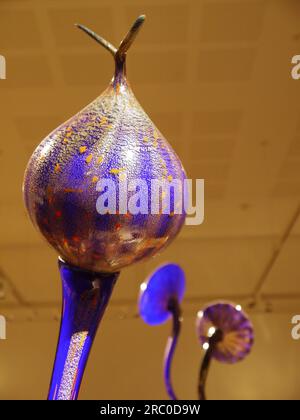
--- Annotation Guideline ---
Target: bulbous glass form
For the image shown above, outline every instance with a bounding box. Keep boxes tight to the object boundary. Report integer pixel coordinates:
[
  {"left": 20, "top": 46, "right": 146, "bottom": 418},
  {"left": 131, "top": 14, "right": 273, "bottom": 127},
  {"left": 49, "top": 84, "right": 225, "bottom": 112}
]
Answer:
[
  {"left": 23, "top": 16, "right": 186, "bottom": 273},
  {"left": 196, "top": 302, "right": 254, "bottom": 364}
]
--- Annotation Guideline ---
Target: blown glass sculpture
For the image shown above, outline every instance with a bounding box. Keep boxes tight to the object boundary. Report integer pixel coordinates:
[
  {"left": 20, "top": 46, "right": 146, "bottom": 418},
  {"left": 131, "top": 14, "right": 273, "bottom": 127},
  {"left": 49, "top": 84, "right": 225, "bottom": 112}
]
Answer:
[
  {"left": 23, "top": 15, "right": 187, "bottom": 400},
  {"left": 139, "top": 263, "right": 186, "bottom": 400},
  {"left": 196, "top": 302, "right": 254, "bottom": 400}
]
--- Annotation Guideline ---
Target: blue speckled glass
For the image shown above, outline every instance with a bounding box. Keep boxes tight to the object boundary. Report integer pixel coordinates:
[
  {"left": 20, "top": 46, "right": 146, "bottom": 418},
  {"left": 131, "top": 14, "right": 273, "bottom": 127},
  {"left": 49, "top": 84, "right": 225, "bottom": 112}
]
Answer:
[
  {"left": 23, "top": 15, "right": 187, "bottom": 400},
  {"left": 48, "top": 259, "right": 119, "bottom": 400},
  {"left": 139, "top": 263, "right": 185, "bottom": 325},
  {"left": 22, "top": 15, "right": 187, "bottom": 275}
]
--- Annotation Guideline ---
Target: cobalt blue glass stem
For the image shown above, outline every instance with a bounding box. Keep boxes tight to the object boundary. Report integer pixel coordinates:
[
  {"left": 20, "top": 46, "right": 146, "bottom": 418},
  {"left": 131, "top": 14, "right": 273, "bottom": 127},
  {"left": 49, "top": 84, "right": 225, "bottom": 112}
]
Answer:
[
  {"left": 163, "top": 297, "right": 181, "bottom": 401},
  {"left": 48, "top": 258, "right": 119, "bottom": 400}
]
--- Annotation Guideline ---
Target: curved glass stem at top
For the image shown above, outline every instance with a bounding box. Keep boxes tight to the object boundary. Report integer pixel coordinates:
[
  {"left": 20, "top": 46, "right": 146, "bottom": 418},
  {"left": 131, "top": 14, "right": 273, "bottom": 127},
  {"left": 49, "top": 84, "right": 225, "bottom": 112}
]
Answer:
[{"left": 48, "top": 259, "right": 119, "bottom": 400}]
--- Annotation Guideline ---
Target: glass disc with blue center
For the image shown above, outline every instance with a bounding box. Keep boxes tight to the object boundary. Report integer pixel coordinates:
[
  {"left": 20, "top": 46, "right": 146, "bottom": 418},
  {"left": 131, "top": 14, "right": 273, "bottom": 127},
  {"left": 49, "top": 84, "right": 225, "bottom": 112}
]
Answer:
[{"left": 139, "top": 263, "right": 186, "bottom": 325}]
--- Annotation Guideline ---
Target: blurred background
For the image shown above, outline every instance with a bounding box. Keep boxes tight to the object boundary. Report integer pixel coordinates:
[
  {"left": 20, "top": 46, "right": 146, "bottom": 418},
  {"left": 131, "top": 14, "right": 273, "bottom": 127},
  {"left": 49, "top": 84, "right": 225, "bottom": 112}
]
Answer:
[{"left": 0, "top": 0, "right": 300, "bottom": 399}]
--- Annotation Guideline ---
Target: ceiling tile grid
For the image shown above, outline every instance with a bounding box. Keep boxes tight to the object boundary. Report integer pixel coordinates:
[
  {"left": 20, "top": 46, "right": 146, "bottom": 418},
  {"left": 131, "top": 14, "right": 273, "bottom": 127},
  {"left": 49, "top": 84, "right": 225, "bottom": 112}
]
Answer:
[{"left": 0, "top": 0, "right": 299, "bottom": 313}]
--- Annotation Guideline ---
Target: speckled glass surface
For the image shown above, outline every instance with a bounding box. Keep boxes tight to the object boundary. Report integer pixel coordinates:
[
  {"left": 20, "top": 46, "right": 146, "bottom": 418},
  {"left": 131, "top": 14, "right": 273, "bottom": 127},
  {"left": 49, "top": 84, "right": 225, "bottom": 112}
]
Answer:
[
  {"left": 24, "top": 15, "right": 188, "bottom": 401},
  {"left": 23, "top": 18, "right": 187, "bottom": 274},
  {"left": 48, "top": 259, "right": 118, "bottom": 400},
  {"left": 196, "top": 302, "right": 254, "bottom": 364}
]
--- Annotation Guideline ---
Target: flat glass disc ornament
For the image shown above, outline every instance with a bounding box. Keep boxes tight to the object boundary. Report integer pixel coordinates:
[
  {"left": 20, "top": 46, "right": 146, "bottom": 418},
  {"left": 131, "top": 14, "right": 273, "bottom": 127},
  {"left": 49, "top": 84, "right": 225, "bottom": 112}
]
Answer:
[
  {"left": 139, "top": 263, "right": 186, "bottom": 326},
  {"left": 139, "top": 263, "right": 186, "bottom": 400},
  {"left": 196, "top": 301, "right": 254, "bottom": 400},
  {"left": 196, "top": 302, "right": 254, "bottom": 364}
]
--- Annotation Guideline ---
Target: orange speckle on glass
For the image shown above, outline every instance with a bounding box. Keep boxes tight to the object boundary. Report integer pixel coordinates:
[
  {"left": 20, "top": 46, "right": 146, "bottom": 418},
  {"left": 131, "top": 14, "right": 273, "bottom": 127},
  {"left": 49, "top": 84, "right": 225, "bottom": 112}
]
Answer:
[
  {"left": 92, "top": 176, "right": 99, "bottom": 183},
  {"left": 63, "top": 138, "right": 69, "bottom": 143},
  {"left": 64, "top": 188, "right": 83, "bottom": 193},
  {"left": 167, "top": 175, "right": 173, "bottom": 182},
  {"left": 96, "top": 156, "right": 104, "bottom": 165},
  {"left": 115, "top": 223, "right": 122, "bottom": 231},
  {"left": 79, "top": 146, "right": 87, "bottom": 154},
  {"left": 110, "top": 168, "right": 125, "bottom": 175},
  {"left": 85, "top": 154, "right": 93, "bottom": 164},
  {"left": 66, "top": 132, "right": 72, "bottom": 137},
  {"left": 143, "top": 136, "right": 149, "bottom": 143},
  {"left": 160, "top": 158, "right": 166, "bottom": 167},
  {"left": 154, "top": 130, "right": 159, "bottom": 139},
  {"left": 100, "top": 116, "right": 108, "bottom": 126},
  {"left": 54, "top": 163, "right": 60, "bottom": 173},
  {"left": 72, "top": 236, "right": 80, "bottom": 243}
]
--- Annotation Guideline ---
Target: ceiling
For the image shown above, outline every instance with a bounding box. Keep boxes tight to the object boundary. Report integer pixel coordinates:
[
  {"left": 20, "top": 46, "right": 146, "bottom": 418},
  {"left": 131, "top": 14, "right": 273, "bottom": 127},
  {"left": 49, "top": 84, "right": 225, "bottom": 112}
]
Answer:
[{"left": 0, "top": 0, "right": 300, "bottom": 399}]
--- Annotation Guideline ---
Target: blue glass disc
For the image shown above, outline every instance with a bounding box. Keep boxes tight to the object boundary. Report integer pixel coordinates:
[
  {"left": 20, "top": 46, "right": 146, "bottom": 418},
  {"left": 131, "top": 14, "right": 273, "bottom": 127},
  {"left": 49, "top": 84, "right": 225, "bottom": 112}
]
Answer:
[{"left": 139, "top": 263, "right": 186, "bottom": 325}]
